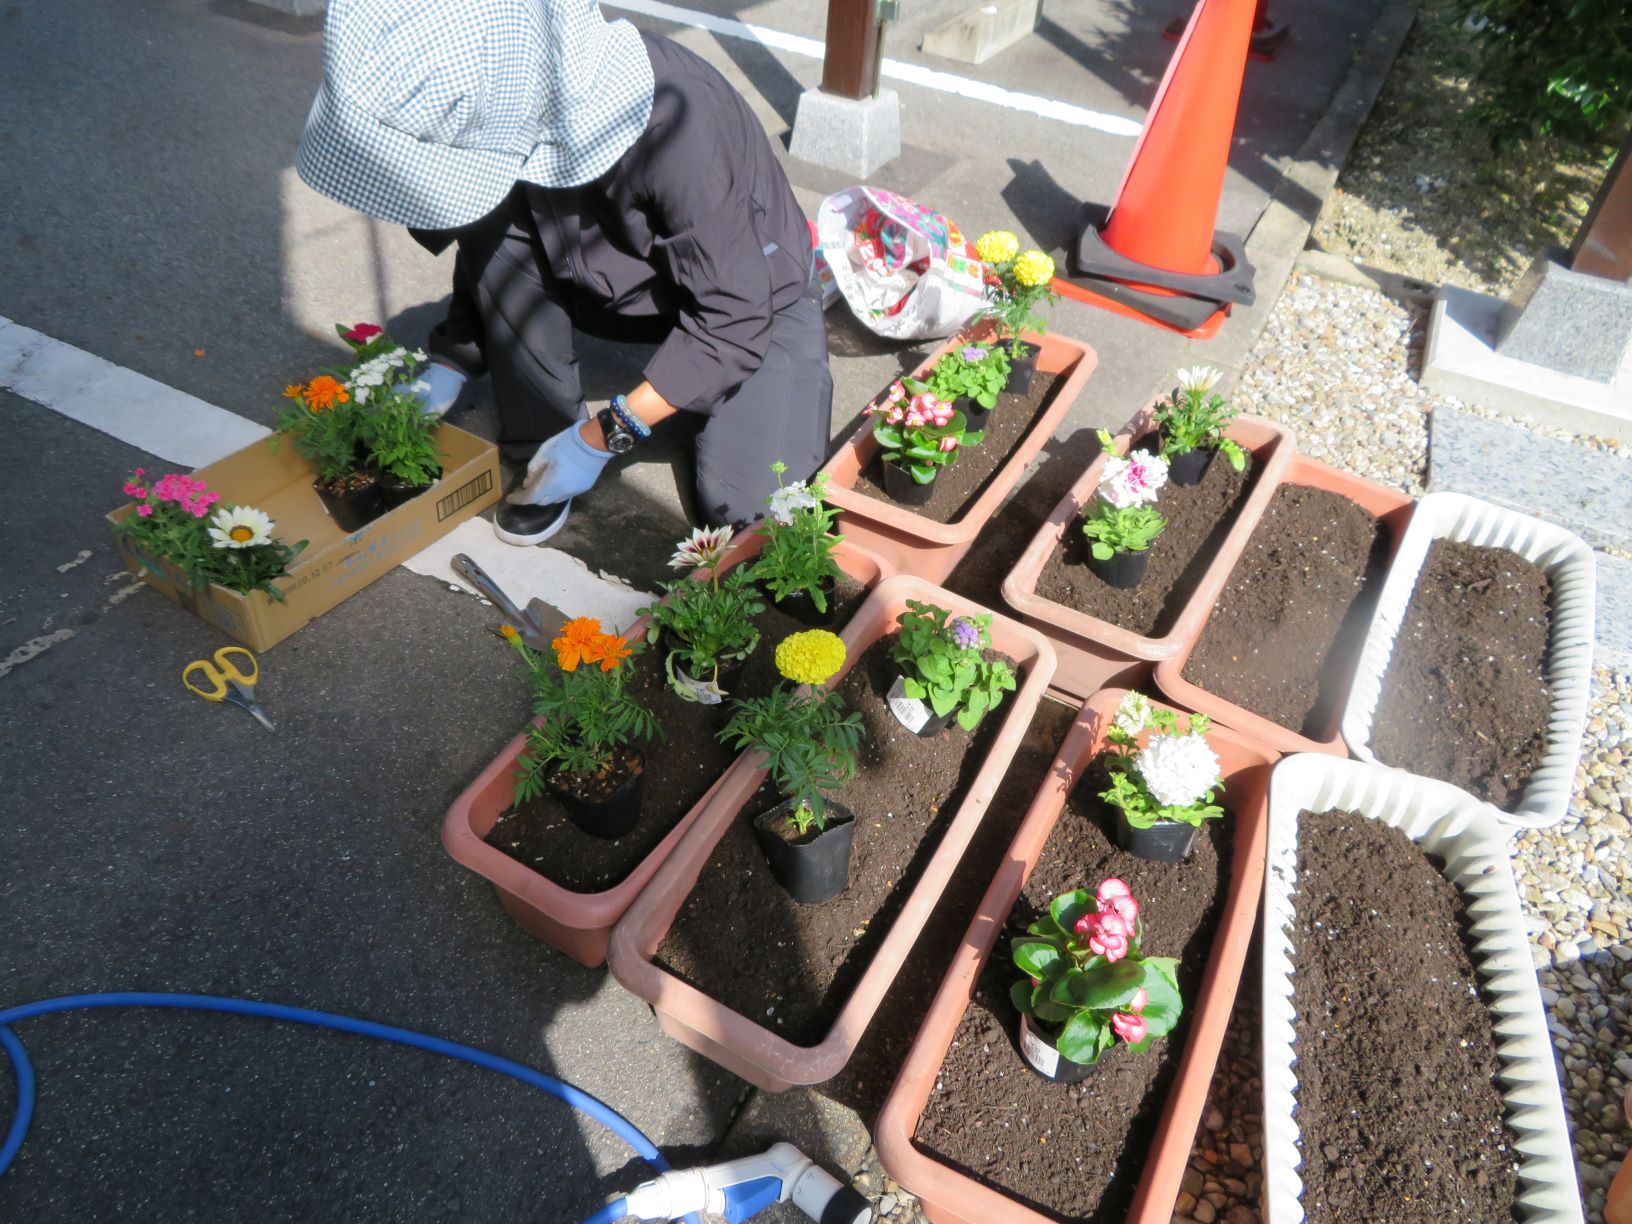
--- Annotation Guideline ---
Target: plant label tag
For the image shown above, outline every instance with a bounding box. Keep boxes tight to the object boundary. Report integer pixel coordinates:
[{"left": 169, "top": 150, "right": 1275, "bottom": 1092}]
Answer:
[
  {"left": 674, "top": 669, "right": 724, "bottom": 706},
  {"left": 1018, "top": 1016, "right": 1059, "bottom": 1078},
  {"left": 887, "top": 675, "right": 932, "bottom": 734}
]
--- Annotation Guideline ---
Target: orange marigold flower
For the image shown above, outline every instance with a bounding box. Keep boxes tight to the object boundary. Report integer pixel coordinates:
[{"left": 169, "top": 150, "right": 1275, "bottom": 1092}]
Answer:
[
  {"left": 499, "top": 624, "right": 520, "bottom": 641},
  {"left": 282, "top": 384, "right": 304, "bottom": 400},
  {"left": 552, "top": 617, "right": 606, "bottom": 672},
  {"left": 588, "top": 633, "right": 632, "bottom": 671},
  {"left": 303, "top": 375, "right": 350, "bottom": 412}
]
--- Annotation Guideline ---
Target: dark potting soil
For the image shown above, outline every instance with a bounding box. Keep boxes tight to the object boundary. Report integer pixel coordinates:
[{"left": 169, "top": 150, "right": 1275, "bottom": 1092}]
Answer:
[
  {"left": 913, "top": 757, "right": 1233, "bottom": 1223},
  {"left": 1033, "top": 438, "right": 1262, "bottom": 639},
  {"left": 1182, "top": 485, "right": 1389, "bottom": 737},
  {"left": 1292, "top": 810, "right": 1519, "bottom": 1224},
  {"left": 483, "top": 576, "right": 867, "bottom": 893},
  {"left": 853, "top": 372, "right": 1060, "bottom": 524},
  {"left": 653, "top": 636, "right": 1013, "bottom": 1045},
  {"left": 1371, "top": 539, "right": 1553, "bottom": 808}
]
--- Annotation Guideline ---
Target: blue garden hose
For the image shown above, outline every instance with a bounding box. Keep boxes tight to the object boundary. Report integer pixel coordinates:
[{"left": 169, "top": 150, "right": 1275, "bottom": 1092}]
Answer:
[{"left": 0, "top": 992, "right": 694, "bottom": 1224}]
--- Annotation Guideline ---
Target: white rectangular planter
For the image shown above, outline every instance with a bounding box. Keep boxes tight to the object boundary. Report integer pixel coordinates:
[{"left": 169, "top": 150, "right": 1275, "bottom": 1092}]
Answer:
[
  {"left": 1261, "top": 754, "right": 1583, "bottom": 1224},
  {"left": 1339, "top": 491, "right": 1596, "bottom": 828}
]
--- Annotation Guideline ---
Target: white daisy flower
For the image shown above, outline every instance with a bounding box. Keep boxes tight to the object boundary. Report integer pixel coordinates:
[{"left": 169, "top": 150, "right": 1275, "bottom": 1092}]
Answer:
[
  {"left": 1175, "top": 366, "right": 1222, "bottom": 397},
  {"left": 668, "top": 524, "right": 735, "bottom": 571},
  {"left": 208, "top": 505, "right": 275, "bottom": 550}
]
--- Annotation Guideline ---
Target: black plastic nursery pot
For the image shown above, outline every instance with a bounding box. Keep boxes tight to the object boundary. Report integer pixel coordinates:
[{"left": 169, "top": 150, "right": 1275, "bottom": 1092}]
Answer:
[
  {"left": 882, "top": 462, "right": 937, "bottom": 507},
  {"left": 1016, "top": 1013, "right": 1098, "bottom": 1084},
  {"left": 956, "top": 396, "right": 990, "bottom": 427},
  {"left": 1087, "top": 546, "right": 1150, "bottom": 589},
  {"left": 752, "top": 798, "right": 858, "bottom": 904},
  {"left": 1114, "top": 809, "right": 1201, "bottom": 863},
  {"left": 377, "top": 470, "right": 440, "bottom": 510},
  {"left": 886, "top": 674, "right": 955, "bottom": 738},
  {"left": 551, "top": 753, "right": 646, "bottom": 840},
  {"left": 1166, "top": 446, "right": 1217, "bottom": 487},
  {"left": 1005, "top": 341, "right": 1039, "bottom": 396},
  {"left": 773, "top": 578, "right": 839, "bottom": 628},
  {"left": 313, "top": 472, "right": 388, "bottom": 532}
]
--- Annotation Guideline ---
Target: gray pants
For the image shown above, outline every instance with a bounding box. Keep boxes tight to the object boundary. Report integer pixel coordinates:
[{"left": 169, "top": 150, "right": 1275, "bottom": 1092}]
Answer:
[{"left": 425, "top": 215, "right": 834, "bottom": 528}]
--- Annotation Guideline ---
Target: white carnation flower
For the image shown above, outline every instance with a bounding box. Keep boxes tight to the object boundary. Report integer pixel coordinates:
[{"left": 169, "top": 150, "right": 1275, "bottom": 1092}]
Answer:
[
  {"left": 1136, "top": 731, "right": 1221, "bottom": 809},
  {"left": 1114, "top": 691, "right": 1152, "bottom": 735},
  {"left": 1097, "top": 450, "right": 1169, "bottom": 509},
  {"left": 766, "top": 480, "right": 819, "bottom": 525}
]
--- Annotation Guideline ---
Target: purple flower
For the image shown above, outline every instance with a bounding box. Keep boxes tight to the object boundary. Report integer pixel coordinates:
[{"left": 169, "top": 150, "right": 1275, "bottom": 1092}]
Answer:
[
  {"left": 951, "top": 617, "right": 981, "bottom": 650},
  {"left": 960, "top": 345, "right": 987, "bottom": 363}
]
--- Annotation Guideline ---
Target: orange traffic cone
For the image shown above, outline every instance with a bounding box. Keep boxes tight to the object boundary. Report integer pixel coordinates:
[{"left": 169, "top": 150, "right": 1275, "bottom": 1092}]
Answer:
[
  {"left": 1060, "top": 0, "right": 1260, "bottom": 338},
  {"left": 1165, "top": 0, "right": 1290, "bottom": 61}
]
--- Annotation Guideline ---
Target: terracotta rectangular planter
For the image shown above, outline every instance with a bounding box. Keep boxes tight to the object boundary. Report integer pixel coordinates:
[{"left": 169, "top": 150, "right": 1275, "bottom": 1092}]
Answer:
[
  {"left": 874, "top": 688, "right": 1276, "bottom": 1224},
  {"left": 1001, "top": 407, "right": 1295, "bottom": 697},
  {"left": 440, "top": 537, "right": 893, "bottom": 969},
  {"left": 819, "top": 331, "right": 1097, "bottom": 585},
  {"left": 1153, "top": 455, "right": 1415, "bottom": 755},
  {"left": 606, "top": 574, "right": 1059, "bottom": 1092},
  {"left": 1261, "top": 755, "right": 1582, "bottom": 1223}
]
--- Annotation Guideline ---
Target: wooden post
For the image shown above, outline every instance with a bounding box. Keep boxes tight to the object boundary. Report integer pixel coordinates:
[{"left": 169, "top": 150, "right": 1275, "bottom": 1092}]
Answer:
[
  {"left": 1570, "top": 134, "right": 1632, "bottom": 282},
  {"left": 821, "top": 0, "right": 884, "bottom": 100}
]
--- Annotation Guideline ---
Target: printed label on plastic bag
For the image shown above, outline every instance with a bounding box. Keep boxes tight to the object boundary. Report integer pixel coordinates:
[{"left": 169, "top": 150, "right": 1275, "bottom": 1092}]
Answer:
[{"left": 887, "top": 675, "right": 932, "bottom": 734}]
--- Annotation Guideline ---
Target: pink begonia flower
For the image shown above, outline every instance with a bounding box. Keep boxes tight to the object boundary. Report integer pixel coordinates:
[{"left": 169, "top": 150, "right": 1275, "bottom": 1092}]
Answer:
[
  {"left": 136, "top": 504, "right": 154, "bottom": 518},
  {"left": 937, "top": 436, "right": 959, "bottom": 453},
  {"left": 929, "top": 405, "right": 954, "bottom": 427},
  {"left": 1095, "top": 911, "right": 1132, "bottom": 939},
  {"left": 1128, "top": 987, "right": 1148, "bottom": 1013},
  {"left": 1110, "top": 1011, "right": 1148, "bottom": 1044},
  {"left": 123, "top": 483, "right": 145, "bottom": 497},
  {"left": 1097, "top": 878, "right": 1140, "bottom": 924},
  {"left": 906, "top": 410, "right": 926, "bottom": 429},
  {"left": 1074, "top": 912, "right": 1129, "bottom": 962},
  {"left": 133, "top": 467, "right": 146, "bottom": 477},
  {"left": 887, "top": 381, "right": 907, "bottom": 404}
]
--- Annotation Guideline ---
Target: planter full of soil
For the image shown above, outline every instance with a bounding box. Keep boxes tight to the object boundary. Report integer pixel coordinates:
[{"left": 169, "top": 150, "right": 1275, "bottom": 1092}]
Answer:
[
  {"left": 820, "top": 331, "right": 1096, "bottom": 585},
  {"left": 752, "top": 798, "right": 859, "bottom": 904},
  {"left": 441, "top": 536, "right": 892, "bottom": 968},
  {"left": 313, "top": 469, "right": 387, "bottom": 532},
  {"left": 606, "top": 574, "right": 1058, "bottom": 1092},
  {"left": 1339, "top": 491, "right": 1595, "bottom": 827},
  {"left": 1260, "top": 755, "right": 1582, "bottom": 1224},
  {"left": 873, "top": 688, "right": 1275, "bottom": 1224},
  {"left": 1001, "top": 405, "right": 1293, "bottom": 698},
  {"left": 550, "top": 749, "right": 645, "bottom": 839},
  {"left": 1154, "top": 455, "right": 1413, "bottom": 755}
]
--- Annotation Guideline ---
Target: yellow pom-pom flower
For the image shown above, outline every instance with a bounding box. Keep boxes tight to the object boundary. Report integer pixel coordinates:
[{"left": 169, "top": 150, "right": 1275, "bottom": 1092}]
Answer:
[
  {"left": 1013, "top": 250, "right": 1055, "bottom": 288},
  {"left": 774, "top": 630, "right": 848, "bottom": 687},
  {"left": 975, "top": 230, "right": 1020, "bottom": 264}
]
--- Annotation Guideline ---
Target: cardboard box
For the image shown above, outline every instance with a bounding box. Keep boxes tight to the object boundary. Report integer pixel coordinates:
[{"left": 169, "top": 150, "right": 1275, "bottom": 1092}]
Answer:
[{"left": 106, "top": 423, "right": 501, "bottom": 651}]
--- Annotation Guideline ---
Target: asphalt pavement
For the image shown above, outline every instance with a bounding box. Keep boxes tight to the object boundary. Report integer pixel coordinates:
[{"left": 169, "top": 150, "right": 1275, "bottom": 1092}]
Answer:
[{"left": 0, "top": 0, "right": 1409, "bottom": 1218}]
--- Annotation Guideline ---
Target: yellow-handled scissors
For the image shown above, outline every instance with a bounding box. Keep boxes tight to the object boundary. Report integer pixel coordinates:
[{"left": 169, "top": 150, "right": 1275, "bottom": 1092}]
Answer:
[{"left": 182, "top": 646, "right": 275, "bottom": 732}]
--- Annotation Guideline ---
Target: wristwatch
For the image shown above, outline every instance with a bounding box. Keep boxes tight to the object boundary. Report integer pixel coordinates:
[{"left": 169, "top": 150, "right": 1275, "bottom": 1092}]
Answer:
[{"left": 595, "top": 406, "right": 639, "bottom": 455}]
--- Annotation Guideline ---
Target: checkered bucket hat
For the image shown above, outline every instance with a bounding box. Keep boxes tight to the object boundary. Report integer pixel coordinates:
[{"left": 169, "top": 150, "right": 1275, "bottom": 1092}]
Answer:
[{"left": 297, "top": 0, "right": 654, "bottom": 229}]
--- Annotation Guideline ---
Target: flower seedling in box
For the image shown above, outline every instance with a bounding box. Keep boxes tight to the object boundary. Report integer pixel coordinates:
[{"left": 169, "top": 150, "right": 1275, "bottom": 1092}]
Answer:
[
  {"left": 867, "top": 380, "right": 984, "bottom": 503},
  {"left": 887, "top": 600, "right": 1016, "bottom": 735},
  {"left": 721, "top": 630, "right": 864, "bottom": 902},
  {"left": 926, "top": 343, "right": 1012, "bottom": 414},
  {"left": 640, "top": 525, "right": 764, "bottom": 705},
  {"left": 1009, "top": 878, "right": 1183, "bottom": 1080},
  {"left": 973, "top": 230, "right": 1059, "bottom": 368},
  {"left": 1080, "top": 431, "right": 1170, "bottom": 588},
  {"left": 1098, "top": 692, "right": 1225, "bottom": 862},
  {"left": 503, "top": 617, "right": 661, "bottom": 839},
  {"left": 1153, "top": 366, "right": 1244, "bottom": 486},
  {"left": 748, "top": 462, "right": 845, "bottom": 622},
  {"left": 115, "top": 470, "right": 307, "bottom": 601}
]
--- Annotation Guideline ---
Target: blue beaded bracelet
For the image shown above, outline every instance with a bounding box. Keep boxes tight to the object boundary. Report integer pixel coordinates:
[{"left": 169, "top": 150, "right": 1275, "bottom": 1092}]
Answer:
[{"left": 611, "top": 394, "right": 651, "bottom": 439}]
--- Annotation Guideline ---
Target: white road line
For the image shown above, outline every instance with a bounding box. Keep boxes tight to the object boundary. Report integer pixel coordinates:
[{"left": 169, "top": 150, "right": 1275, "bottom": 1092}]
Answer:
[
  {"left": 0, "top": 315, "right": 271, "bottom": 468},
  {"left": 604, "top": 0, "right": 1144, "bottom": 137}
]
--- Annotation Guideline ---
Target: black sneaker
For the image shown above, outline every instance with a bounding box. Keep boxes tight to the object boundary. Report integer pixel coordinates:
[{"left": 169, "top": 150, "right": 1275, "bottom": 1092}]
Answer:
[{"left": 493, "top": 499, "right": 572, "bottom": 546}]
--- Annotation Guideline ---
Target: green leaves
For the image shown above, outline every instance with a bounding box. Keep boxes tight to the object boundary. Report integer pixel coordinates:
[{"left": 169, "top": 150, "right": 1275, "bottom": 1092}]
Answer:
[
  {"left": 1056, "top": 1011, "right": 1114, "bottom": 1065},
  {"left": 1081, "top": 501, "right": 1166, "bottom": 556},
  {"left": 1050, "top": 958, "right": 1144, "bottom": 1011},
  {"left": 888, "top": 601, "right": 1016, "bottom": 733},
  {"left": 719, "top": 684, "right": 863, "bottom": 820},
  {"left": 639, "top": 566, "right": 764, "bottom": 698},
  {"left": 1012, "top": 940, "right": 1063, "bottom": 980},
  {"left": 1155, "top": 386, "right": 1239, "bottom": 459},
  {"left": 746, "top": 468, "right": 844, "bottom": 607}
]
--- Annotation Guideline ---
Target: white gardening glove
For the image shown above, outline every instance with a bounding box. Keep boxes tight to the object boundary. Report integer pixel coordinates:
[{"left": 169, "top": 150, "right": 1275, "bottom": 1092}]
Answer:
[
  {"left": 507, "top": 423, "right": 613, "bottom": 506},
  {"left": 398, "top": 360, "right": 467, "bottom": 417}
]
